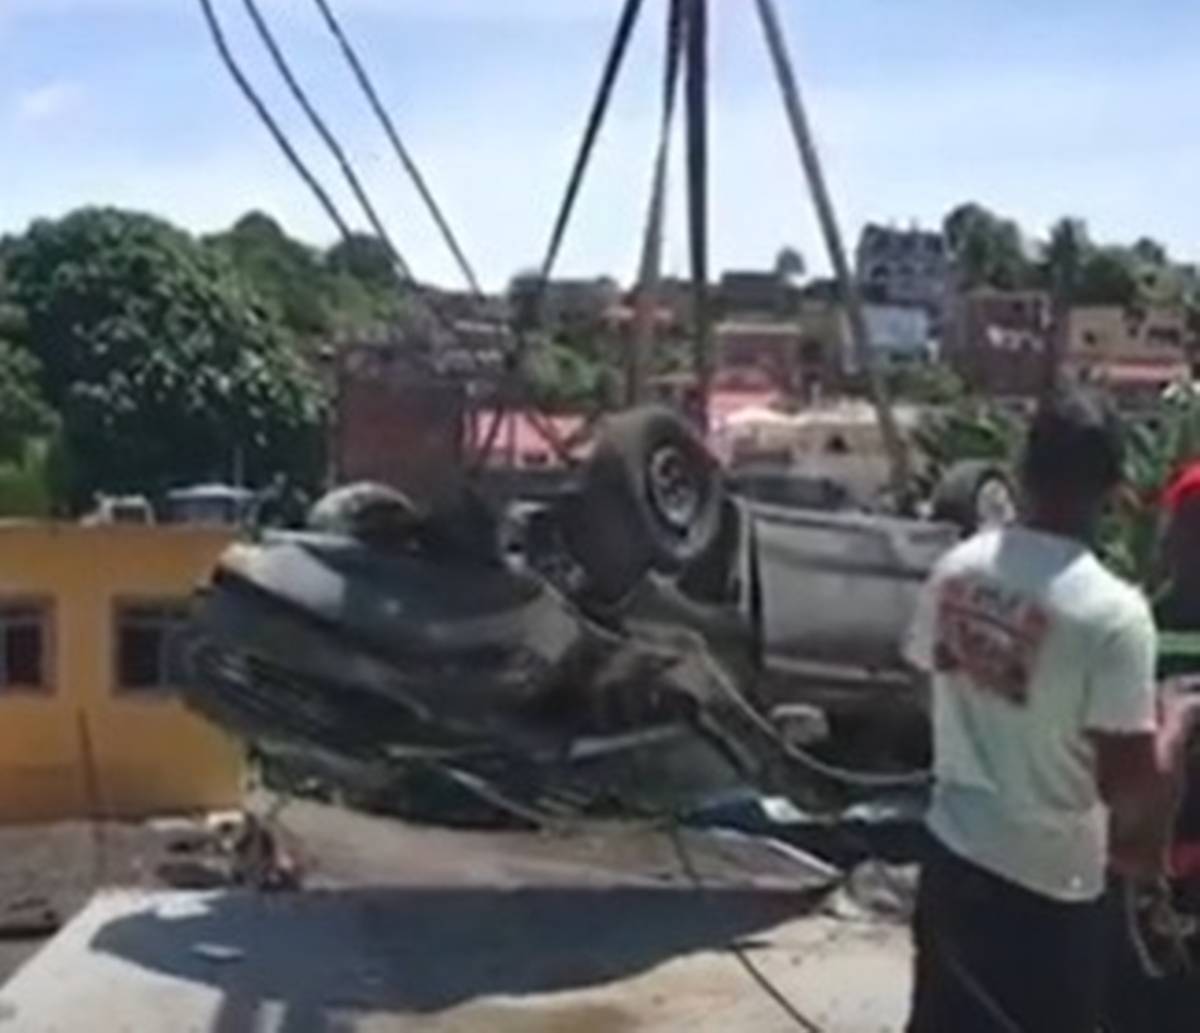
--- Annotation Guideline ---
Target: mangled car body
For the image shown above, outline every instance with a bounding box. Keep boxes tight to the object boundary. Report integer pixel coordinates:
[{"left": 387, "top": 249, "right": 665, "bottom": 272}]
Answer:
[{"left": 176, "top": 406, "right": 1002, "bottom": 815}]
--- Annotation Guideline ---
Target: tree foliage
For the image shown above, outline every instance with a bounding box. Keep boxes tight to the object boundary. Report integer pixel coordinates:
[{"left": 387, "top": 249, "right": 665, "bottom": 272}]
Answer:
[
  {"left": 206, "top": 211, "right": 329, "bottom": 338},
  {"left": 774, "top": 246, "right": 805, "bottom": 281},
  {"left": 4, "top": 208, "right": 327, "bottom": 506},
  {"left": 208, "top": 216, "right": 412, "bottom": 343},
  {"left": 0, "top": 343, "right": 57, "bottom": 464},
  {"left": 943, "top": 203, "right": 1031, "bottom": 290}
]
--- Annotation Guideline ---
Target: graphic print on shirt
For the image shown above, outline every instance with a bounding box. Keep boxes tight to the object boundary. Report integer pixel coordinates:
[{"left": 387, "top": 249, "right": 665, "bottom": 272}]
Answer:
[{"left": 933, "top": 575, "right": 1050, "bottom": 704}]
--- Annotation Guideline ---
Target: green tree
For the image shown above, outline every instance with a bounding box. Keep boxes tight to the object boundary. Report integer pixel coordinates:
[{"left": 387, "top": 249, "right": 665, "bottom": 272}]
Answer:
[
  {"left": 324, "top": 233, "right": 415, "bottom": 333},
  {"left": 5, "top": 207, "right": 327, "bottom": 508},
  {"left": 1040, "top": 217, "right": 1089, "bottom": 300},
  {"left": 206, "top": 212, "right": 329, "bottom": 338},
  {"left": 943, "top": 203, "right": 1031, "bottom": 290},
  {"left": 0, "top": 343, "right": 56, "bottom": 463},
  {"left": 526, "top": 339, "right": 607, "bottom": 411},
  {"left": 774, "top": 246, "right": 805, "bottom": 281},
  {"left": 888, "top": 363, "right": 966, "bottom": 406},
  {"left": 1076, "top": 248, "right": 1139, "bottom": 307},
  {"left": 1131, "top": 237, "right": 1169, "bottom": 267},
  {"left": 1037, "top": 219, "right": 1140, "bottom": 307}
]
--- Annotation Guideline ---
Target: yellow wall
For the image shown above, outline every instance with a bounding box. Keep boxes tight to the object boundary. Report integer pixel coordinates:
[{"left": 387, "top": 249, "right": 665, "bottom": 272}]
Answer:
[{"left": 0, "top": 524, "right": 243, "bottom": 822}]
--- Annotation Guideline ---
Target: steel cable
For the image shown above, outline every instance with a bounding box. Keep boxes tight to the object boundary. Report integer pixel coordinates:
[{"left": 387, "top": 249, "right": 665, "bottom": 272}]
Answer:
[
  {"left": 197, "top": 0, "right": 355, "bottom": 243},
  {"left": 309, "top": 0, "right": 483, "bottom": 298},
  {"left": 239, "top": 0, "right": 460, "bottom": 337}
]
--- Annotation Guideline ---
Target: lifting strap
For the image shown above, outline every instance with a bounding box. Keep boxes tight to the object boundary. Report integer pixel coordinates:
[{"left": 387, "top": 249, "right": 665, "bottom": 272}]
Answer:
[
  {"left": 685, "top": 0, "right": 713, "bottom": 431},
  {"left": 753, "top": 0, "right": 913, "bottom": 503},
  {"left": 628, "top": 0, "right": 688, "bottom": 406}
]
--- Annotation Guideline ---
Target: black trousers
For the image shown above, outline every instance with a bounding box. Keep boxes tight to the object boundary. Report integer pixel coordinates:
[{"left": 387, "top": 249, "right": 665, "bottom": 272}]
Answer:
[{"left": 907, "top": 835, "right": 1107, "bottom": 1033}]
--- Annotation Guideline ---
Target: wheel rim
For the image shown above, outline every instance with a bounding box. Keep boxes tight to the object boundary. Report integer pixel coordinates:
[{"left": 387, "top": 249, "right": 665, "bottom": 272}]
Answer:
[
  {"left": 976, "top": 478, "right": 1017, "bottom": 528},
  {"left": 647, "top": 446, "right": 701, "bottom": 532}
]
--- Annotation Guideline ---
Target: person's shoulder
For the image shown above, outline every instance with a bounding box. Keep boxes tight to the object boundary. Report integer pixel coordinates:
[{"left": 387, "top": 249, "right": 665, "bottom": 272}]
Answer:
[{"left": 1078, "top": 557, "right": 1153, "bottom": 633}]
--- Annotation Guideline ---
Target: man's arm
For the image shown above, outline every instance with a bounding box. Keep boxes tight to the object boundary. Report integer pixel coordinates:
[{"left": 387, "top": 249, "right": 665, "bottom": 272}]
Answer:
[
  {"left": 1095, "top": 689, "right": 1200, "bottom": 876},
  {"left": 1095, "top": 692, "right": 1200, "bottom": 806},
  {"left": 1083, "top": 604, "right": 1181, "bottom": 877}
]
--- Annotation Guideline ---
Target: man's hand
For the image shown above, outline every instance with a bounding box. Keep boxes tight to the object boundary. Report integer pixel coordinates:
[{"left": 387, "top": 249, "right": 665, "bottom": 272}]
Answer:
[
  {"left": 1157, "top": 685, "right": 1200, "bottom": 769},
  {"left": 1104, "top": 683, "right": 1200, "bottom": 879}
]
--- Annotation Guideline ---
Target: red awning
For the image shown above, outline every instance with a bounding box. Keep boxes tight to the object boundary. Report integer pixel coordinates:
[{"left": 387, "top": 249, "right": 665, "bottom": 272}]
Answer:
[{"left": 1094, "top": 362, "right": 1190, "bottom": 385}]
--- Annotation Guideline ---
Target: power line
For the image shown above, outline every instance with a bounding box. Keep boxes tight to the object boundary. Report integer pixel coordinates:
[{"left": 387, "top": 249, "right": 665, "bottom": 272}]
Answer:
[
  {"left": 309, "top": 0, "right": 483, "bottom": 298},
  {"left": 197, "top": 0, "right": 355, "bottom": 244},
  {"left": 238, "top": 0, "right": 415, "bottom": 284}
]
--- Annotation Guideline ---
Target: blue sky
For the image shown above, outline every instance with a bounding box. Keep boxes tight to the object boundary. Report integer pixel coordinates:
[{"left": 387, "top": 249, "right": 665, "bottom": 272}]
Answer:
[{"left": 3, "top": 0, "right": 1200, "bottom": 289}]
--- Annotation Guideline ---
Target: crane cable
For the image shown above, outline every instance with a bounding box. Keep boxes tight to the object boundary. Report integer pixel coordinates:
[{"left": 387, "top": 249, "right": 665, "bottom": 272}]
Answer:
[
  {"left": 684, "top": 0, "right": 713, "bottom": 429},
  {"left": 309, "top": 0, "right": 483, "bottom": 299},
  {"left": 627, "top": 0, "right": 686, "bottom": 406},
  {"left": 237, "top": 0, "right": 458, "bottom": 337},
  {"left": 533, "top": 0, "right": 646, "bottom": 312},
  {"left": 469, "top": 0, "right": 648, "bottom": 471},
  {"left": 197, "top": 0, "right": 355, "bottom": 245},
  {"left": 752, "top": 0, "right": 912, "bottom": 506}
]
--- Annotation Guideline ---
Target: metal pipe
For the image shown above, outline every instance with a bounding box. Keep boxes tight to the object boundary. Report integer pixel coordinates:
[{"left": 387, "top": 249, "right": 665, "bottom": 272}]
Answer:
[
  {"left": 628, "top": 0, "right": 687, "bottom": 406},
  {"left": 685, "top": 0, "right": 713, "bottom": 431},
  {"left": 753, "top": 0, "right": 912, "bottom": 503}
]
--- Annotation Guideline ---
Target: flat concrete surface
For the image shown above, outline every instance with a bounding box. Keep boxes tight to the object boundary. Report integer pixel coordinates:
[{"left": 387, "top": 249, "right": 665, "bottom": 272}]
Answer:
[
  {"left": 0, "top": 889, "right": 908, "bottom": 1032},
  {"left": 0, "top": 804, "right": 912, "bottom": 1031}
]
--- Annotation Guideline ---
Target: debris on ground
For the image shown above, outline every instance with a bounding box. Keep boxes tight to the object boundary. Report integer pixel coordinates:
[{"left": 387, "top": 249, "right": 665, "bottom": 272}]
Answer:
[
  {"left": 822, "top": 862, "right": 918, "bottom": 924},
  {"left": 0, "top": 898, "right": 60, "bottom": 941}
]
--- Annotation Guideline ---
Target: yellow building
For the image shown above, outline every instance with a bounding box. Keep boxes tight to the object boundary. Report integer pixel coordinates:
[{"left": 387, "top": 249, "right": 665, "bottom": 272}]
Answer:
[{"left": 0, "top": 523, "right": 244, "bottom": 822}]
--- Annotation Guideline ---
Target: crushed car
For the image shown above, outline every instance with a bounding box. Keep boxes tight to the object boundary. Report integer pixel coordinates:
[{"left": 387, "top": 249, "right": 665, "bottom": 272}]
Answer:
[{"left": 174, "top": 405, "right": 1016, "bottom": 815}]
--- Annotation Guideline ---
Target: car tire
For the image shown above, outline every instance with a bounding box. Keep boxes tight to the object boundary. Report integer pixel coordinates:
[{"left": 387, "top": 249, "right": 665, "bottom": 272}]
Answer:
[
  {"left": 569, "top": 406, "right": 724, "bottom": 599},
  {"left": 931, "top": 460, "right": 1017, "bottom": 535}
]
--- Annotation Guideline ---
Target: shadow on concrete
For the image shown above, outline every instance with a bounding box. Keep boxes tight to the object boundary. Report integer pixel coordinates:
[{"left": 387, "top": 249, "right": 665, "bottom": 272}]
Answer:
[{"left": 91, "top": 885, "right": 822, "bottom": 1033}]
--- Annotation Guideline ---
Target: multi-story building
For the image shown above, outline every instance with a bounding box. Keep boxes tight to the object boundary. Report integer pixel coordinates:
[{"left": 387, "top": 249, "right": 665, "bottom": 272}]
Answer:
[
  {"left": 717, "top": 271, "right": 802, "bottom": 319},
  {"left": 1063, "top": 306, "right": 1191, "bottom": 404},
  {"left": 716, "top": 297, "right": 846, "bottom": 401},
  {"left": 860, "top": 304, "right": 934, "bottom": 368},
  {"left": 942, "top": 289, "right": 1053, "bottom": 397},
  {"left": 856, "top": 224, "right": 951, "bottom": 314},
  {"left": 944, "top": 292, "right": 1193, "bottom": 402},
  {"left": 509, "top": 276, "right": 622, "bottom": 330}
]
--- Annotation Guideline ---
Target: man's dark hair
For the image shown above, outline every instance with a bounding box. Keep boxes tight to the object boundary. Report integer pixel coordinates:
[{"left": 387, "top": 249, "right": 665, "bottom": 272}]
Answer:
[{"left": 1022, "top": 388, "right": 1124, "bottom": 497}]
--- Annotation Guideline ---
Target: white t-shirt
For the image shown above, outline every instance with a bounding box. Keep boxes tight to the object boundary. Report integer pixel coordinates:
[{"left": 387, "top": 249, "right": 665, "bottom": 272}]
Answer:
[{"left": 904, "top": 525, "right": 1157, "bottom": 902}]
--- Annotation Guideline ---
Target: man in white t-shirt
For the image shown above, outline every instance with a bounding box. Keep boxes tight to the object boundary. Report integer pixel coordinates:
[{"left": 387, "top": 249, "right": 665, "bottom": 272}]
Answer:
[{"left": 903, "top": 389, "right": 1199, "bottom": 1033}]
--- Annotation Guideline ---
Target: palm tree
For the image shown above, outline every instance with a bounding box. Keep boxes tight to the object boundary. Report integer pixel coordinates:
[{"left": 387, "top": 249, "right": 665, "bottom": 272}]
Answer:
[{"left": 1040, "top": 218, "right": 1090, "bottom": 395}]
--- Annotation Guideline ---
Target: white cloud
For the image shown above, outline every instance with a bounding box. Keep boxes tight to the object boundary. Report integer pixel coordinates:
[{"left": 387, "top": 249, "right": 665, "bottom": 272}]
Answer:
[{"left": 12, "top": 80, "right": 84, "bottom": 126}]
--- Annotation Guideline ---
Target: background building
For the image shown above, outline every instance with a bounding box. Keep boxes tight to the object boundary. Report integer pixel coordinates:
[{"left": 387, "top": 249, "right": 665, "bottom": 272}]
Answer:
[
  {"left": 856, "top": 223, "right": 951, "bottom": 314},
  {"left": 0, "top": 524, "right": 242, "bottom": 821},
  {"left": 941, "top": 289, "right": 1052, "bottom": 397},
  {"left": 1063, "top": 305, "right": 1191, "bottom": 404},
  {"left": 861, "top": 304, "right": 934, "bottom": 368},
  {"left": 333, "top": 343, "right": 466, "bottom": 502}
]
